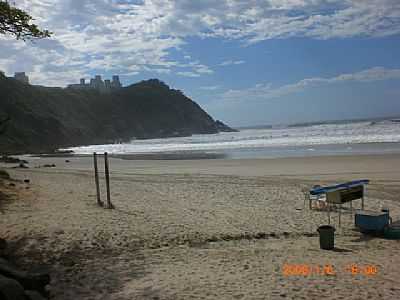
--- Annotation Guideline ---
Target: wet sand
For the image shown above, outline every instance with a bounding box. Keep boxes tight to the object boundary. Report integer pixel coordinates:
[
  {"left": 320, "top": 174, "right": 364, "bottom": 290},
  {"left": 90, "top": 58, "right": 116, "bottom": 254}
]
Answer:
[{"left": 1, "top": 154, "right": 400, "bottom": 299}]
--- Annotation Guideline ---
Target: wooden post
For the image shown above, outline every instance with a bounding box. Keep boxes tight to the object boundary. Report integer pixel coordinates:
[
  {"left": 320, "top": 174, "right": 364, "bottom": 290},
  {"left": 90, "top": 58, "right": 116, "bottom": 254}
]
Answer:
[
  {"left": 93, "top": 152, "right": 103, "bottom": 207},
  {"left": 104, "top": 152, "right": 113, "bottom": 209}
]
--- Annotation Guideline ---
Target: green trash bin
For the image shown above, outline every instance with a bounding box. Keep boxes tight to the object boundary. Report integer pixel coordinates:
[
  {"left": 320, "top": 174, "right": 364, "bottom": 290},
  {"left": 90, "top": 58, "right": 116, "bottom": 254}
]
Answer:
[{"left": 317, "top": 225, "right": 335, "bottom": 250}]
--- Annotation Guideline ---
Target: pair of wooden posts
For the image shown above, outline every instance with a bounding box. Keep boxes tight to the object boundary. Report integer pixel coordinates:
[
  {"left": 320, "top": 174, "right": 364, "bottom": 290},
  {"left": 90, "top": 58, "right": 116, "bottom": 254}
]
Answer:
[{"left": 93, "top": 152, "right": 114, "bottom": 209}]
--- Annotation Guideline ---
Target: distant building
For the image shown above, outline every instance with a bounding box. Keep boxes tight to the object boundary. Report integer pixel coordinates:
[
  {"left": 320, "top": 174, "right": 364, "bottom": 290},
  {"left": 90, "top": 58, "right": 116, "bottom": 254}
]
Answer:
[
  {"left": 104, "top": 79, "right": 111, "bottom": 89},
  {"left": 14, "top": 72, "right": 29, "bottom": 84},
  {"left": 67, "top": 74, "right": 122, "bottom": 93},
  {"left": 111, "top": 75, "right": 122, "bottom": 88}
]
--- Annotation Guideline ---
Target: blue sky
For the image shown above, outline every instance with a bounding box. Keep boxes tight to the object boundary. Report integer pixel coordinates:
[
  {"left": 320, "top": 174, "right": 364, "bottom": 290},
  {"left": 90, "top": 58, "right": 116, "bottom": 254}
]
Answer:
[{"left": 1, "top": 0, "right": 400, "bottom": 126}]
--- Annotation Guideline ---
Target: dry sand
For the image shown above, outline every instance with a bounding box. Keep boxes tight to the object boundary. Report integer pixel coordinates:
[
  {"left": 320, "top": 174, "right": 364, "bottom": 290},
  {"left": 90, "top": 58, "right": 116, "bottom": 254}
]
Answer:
[{"left": 1, "top": 154, "right": 400, "bottom": 299}]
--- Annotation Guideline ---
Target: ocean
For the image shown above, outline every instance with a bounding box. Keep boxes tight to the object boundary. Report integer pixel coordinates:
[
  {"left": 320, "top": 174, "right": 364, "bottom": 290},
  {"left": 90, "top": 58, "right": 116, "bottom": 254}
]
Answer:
[{"left": 66, "top": 119, "right": 400, "bottom": 159}]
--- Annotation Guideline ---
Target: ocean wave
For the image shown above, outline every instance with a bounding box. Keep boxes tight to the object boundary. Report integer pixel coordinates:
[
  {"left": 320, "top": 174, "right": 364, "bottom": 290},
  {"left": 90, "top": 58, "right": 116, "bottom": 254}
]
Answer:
[{"left": 67, "top": 120, "right": 400, "bottom": 154}]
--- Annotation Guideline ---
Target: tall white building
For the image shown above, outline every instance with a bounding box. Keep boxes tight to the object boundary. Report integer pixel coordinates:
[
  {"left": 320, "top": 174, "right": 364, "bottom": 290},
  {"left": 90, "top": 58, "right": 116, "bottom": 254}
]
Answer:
[
  {"left": 67, "top": 75, "right": 122, "bottom": 93},
  {"left": 111, "top": 75, "right": 122, "bottom": 88}
]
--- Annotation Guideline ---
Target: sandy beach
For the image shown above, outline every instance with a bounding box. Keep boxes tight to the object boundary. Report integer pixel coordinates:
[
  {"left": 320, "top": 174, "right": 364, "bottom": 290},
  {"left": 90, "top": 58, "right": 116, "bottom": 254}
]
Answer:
[{"left": 1, "top": 154, "right": 400, "bottom": 299}]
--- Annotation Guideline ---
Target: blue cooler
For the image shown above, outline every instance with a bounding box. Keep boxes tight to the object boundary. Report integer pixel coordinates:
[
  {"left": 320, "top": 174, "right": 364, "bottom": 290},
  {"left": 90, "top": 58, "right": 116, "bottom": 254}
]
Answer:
[{"left": 355, "top": 210, "right": 390, "bottom": 234}]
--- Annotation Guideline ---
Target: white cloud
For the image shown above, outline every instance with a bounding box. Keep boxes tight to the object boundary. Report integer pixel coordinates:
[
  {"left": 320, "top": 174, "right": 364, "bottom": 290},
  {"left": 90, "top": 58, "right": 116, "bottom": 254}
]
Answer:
[
  {"left": 167, "top": 0, "right": 400, "bottom": 42},
  {"left": 152, "top": 68, "right": 172, "bottom": 74},
  {"left": 193, "top": 64, "right": 214, "bottom": 74},
  {"left": 221, "top": 67, "right": 400, "bottom": 101},
  {"left": 0, "top": 0, "right": 191, "bottom": 85},
  {"left": 1, "top": 1, "right": 399, "bottom": 85},
  {"left": 177, "top": 60, "right": 214, "bottom": 76},
  {"left": 199, "top": 85, "right": 220, "bottom": 91},
  {"left": 219, "top": 60, "right": 245, "bottom": 66},
  {"left": 177, "top": 71, "right": 201, "bottom": 78}
]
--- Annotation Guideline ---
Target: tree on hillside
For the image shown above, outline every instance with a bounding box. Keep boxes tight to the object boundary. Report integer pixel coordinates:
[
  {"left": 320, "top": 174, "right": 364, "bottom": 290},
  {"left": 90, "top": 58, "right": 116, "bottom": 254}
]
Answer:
[{"left": 0, "top": 0, "right": 52, "bottom": 40}]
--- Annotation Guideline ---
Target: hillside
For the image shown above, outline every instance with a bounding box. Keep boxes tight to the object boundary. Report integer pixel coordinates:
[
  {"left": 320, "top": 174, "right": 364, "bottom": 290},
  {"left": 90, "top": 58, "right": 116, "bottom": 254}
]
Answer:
[{"left": 0, "top": 75, "right": 235, "bottom": 154}]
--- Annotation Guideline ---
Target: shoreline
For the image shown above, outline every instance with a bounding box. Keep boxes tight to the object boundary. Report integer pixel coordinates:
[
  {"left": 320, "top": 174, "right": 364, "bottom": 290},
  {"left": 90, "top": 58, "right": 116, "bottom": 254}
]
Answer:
[{"left": 4, "top": 152, "right": 399, "bottom": 179}]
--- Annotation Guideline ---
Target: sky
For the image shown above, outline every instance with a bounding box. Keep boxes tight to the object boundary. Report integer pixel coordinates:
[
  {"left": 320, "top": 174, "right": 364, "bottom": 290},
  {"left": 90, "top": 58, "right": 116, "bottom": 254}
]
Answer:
[{"left": 1, "top": 0, "right": 400, "bottom": 127}]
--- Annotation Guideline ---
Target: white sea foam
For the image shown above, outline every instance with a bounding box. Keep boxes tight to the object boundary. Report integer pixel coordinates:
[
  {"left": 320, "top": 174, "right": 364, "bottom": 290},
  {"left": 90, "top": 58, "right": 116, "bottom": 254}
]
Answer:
[{"left": 66, "top": 120, "right": 400, "bottom": 156}]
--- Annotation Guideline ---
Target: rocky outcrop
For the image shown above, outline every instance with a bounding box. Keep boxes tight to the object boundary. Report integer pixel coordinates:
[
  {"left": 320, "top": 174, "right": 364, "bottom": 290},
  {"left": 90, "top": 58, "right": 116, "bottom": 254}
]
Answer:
[
  {"left": 0, "top": 274, "right": 26, "bottom": 300},
  {"left": 0, "top": 258, "right": 50, "bottom": 295},
  {"left": 215, "top": 120, "right": 238, "bottom": 132},
  {"left": 0, "top": 77, "right": 236, "bottom": 154},
  {"left": 0, "top": 240, "right": 49, "bottom": 299}
]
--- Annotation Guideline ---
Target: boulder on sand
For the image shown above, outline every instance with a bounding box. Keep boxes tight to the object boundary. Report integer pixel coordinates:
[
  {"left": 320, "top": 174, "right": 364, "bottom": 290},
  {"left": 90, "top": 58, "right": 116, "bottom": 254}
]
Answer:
[
  {"left": 25, "top": 290, "right": 47, "bottom": 300},
  {"left": 0, "top": 274, "right": 25, "bottom": 300},
  {"left": 0, "top": 238, "right": 7, "bottom": 257},
  {"left": 0, "top": 258, "right": 50, "bottom": 296}
]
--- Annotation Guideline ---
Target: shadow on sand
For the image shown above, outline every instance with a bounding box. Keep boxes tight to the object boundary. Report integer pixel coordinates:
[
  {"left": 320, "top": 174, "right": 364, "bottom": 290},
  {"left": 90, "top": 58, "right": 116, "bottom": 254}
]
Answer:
[{"left": 332, "top": 247, "right": 353, "bottom": 253}]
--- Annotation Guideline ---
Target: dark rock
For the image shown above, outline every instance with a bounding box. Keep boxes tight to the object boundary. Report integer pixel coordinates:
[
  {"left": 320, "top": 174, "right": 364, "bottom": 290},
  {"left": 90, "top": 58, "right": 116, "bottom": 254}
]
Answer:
[
  {"left": 0, "top": 258, "right": 50, "bottom": 296},
  {"left": 0, "top": 156, "right": 28, "bottom": 164},
  {"left": 215, "top": 120, "right": 238, "bottom": 132},
  {"left": 0, "top": 239, "right": 7, "bottom": 250},
  {"left": 0, "top": 274, "right": 25, "bottom": 300},
  {"left": 0, "top": 239, "right": 7, "bottom": 257},
  {"left": 53, "top": 149, "right": 73, "bottom": 155},
  {"left": 42, "top": 164, "right": 55, "bottom": 168},
  {"left": 254, "top": 232, "right": 267, "bottom": 239},
  {"left": 206, "top": 236, "right": 219, "bottom": 243},
  {"left": 65, "top": 160, "right": 70, "bottom": 163},
  {"left": 24, "top": 179, "right": 30, "bottom": 183},
  {"left": 8, "top": 183, "right": 15, "bottom": 187},
  {"left": 25, "top": 290, "right": 47, "bottom": 300}
]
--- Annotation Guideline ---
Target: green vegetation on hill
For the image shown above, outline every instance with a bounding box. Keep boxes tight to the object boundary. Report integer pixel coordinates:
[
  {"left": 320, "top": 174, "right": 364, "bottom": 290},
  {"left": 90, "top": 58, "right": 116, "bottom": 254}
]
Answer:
[{"left": 0, "top": 75, "right": 235, "bottom": 154}]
